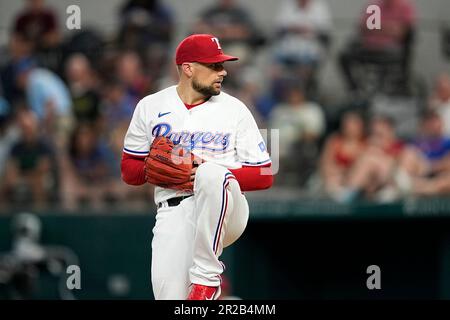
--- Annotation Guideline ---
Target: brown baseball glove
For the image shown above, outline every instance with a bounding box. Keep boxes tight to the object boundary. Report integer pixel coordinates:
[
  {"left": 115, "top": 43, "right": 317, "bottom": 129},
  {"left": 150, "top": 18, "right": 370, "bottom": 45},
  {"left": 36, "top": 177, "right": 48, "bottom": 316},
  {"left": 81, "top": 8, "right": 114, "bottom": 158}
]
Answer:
[{"left": 144, "top": 136, "right": 196, "bottom": 191}]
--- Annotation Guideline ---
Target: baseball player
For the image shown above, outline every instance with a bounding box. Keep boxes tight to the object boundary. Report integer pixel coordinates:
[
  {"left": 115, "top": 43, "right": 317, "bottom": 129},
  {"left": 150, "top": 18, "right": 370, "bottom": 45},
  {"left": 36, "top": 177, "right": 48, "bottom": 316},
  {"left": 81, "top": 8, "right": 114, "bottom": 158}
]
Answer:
[{"left": 121, "top": 34, "right": 273, "bottom": 300}]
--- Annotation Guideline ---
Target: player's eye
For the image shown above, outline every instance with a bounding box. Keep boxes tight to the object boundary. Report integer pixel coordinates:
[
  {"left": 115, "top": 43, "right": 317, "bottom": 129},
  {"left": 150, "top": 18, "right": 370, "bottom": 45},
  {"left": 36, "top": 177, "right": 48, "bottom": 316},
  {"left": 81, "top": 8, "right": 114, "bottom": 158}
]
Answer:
[{"left": 206, "top": 63, "right": 224, "bottom": 71}]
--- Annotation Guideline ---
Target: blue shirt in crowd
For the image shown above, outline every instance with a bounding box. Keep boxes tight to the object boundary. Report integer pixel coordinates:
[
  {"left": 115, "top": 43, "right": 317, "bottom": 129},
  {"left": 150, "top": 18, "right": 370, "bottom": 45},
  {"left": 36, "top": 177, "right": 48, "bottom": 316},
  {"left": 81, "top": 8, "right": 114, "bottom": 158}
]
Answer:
[
  {"left": 414, "top": 137, "right": 450, "bottom": 161},
  {"left": 27, "top": 68, "right": 71, "bottom": 119}
]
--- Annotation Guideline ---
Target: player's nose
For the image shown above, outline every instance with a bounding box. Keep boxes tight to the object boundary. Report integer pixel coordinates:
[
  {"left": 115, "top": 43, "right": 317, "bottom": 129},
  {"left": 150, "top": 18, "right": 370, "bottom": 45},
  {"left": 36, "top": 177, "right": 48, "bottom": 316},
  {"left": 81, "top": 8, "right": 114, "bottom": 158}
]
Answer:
[{"left": 218, "top": 68, "right": 227, "bottom": 77}]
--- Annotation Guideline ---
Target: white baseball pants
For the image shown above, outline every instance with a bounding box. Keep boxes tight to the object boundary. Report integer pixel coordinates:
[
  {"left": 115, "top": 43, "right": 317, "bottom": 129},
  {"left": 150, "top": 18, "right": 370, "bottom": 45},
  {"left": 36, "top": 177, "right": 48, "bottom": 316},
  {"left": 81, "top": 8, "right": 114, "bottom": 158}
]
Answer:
[{"left": 151, "top": 162, "right": 249, "bottom": 300}]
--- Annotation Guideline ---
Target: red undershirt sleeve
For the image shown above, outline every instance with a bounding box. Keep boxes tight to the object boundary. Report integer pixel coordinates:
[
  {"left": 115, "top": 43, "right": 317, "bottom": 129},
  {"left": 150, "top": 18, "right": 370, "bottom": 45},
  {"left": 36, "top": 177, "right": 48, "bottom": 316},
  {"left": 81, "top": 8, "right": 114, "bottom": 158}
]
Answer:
[
  {"left": 121, "top": 152, "right": 147, "bottom": 186},
  {"left": 121, "top": 151, "right": 274, "bottom": 191},
  {"left": 229, "top": 164, "right": 273, "bottom": 192}
]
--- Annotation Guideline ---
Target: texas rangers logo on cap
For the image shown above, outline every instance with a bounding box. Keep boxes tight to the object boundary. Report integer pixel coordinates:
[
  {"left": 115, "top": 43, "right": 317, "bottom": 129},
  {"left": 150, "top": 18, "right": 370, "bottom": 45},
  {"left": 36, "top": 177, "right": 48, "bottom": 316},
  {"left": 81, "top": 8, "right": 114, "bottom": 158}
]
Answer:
[{"left": 175, "top": 34, "right": 239, "bottom": 65}]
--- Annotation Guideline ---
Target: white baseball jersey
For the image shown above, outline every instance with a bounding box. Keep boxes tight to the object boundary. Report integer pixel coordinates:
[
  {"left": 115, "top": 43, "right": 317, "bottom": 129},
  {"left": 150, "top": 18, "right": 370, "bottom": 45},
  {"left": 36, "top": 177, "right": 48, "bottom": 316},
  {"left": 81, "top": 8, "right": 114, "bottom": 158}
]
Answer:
[{"left": 123, "top": 85, "right": 271, "bottom": 205}]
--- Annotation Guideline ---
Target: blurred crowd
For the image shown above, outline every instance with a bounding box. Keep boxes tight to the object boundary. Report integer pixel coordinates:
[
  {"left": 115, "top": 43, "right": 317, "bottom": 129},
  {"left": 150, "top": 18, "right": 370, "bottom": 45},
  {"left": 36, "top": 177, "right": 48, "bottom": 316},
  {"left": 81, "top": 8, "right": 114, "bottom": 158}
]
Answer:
[{"left": 1, "top": 0, "right": 450, "bottom": 212}]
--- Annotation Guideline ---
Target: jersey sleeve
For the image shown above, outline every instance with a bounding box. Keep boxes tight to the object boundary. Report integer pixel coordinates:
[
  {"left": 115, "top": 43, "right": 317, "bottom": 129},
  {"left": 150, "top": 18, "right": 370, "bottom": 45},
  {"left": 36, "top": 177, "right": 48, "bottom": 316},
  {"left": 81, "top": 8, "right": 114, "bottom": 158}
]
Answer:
[
  {"left": 123, "top": 99, "right": 150, "bottom": 157},
  {"left": 235, "top": 107, "right": 271, "bottom": 167}
]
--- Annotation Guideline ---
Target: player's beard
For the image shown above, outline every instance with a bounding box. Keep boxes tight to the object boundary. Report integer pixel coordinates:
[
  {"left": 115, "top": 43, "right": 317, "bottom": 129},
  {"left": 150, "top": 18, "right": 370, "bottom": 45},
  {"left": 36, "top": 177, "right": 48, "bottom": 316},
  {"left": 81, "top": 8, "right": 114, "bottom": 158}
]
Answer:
[{"left": 192, "top": 78, "right": 221, "bottom": 97}]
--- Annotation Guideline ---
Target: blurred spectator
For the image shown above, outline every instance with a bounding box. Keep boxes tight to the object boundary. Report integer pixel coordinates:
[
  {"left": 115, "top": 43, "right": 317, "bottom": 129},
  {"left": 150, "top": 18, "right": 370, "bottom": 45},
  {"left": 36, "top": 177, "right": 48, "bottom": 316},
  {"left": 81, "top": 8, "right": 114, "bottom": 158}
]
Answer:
[
  {"left": 94, "top": 49, "right": 121, "bottom": 87},
  {"left": 269, "top": 84, "right": 325, "bottom": 186},
  {"left": 99, "top": 78, "right": 137, "bottom": 139},
  {"left": 192, "top": 0, "right": 265, "bottom": 91},
  {"left": 0, "top": 96, "right": 16, "bottom": 162},
  {"left": 0, "top": 98, "right": 21, "bottom": 208},
  {"left": 118, "top": 0, "right": 174, "bottom": 80},
  {"left": 429, "top": 73, "right": 450, "bottom": 136},
  {"left": 0, "top": 32, "right": 34, "bottom": 107},
  {"left": 369, "top": 93, "right": 421, "bottom": 140},
  {"left": 339, "top": 0, "right": 417, "bottom": 94},
  {"left": 12, "top": 0, "right": 63, "bottom": 72},
  {"left": 116, "top": 51, "right": 152, "bottom": 100},
  {"left": 119, "top": 0, "right": 173, "bottom": 47},
  {"left": 13, "top": 0, "right": 60, "bottom": 50},
  {"left": 65, "top": 53, "right": 101, "bottom": 127},
  {"left": 14, "top": 58, "right": 73, "bottom": 148},
  {"left": 412, "top": 111, "right": 450, "bottom": 163},
  {"left": 2, "top": 109, "right": 55, "bottom": 209},
  {"left": 0, "top": 91, "right": 12, "bottom": 124},
  {"left": 336, "top": 115, "right": 405, "bottom": 202},
  {"left": 271, "top": 0, "right": 332, "bottom": 96},
  {"left": 61, "top": 124, "right": 115, "bottom": 210},
  {"left": 157, "top": 62, "right": 181, "bottom": 91},
  {"left": 62, "top": 29, "right": 104, "bottom": 69},
  {"left": 234, "top": 68, "right": 268, "bottom": 127},
  {"left": 319, "top": 111, "right": 367, "bottom": 200},
  {"left": 397, "top": 165, "right": 450, "bottom": 197},
  {"left": 106, "top": 123, "right": 152, "bottom": 209},
  {"left": 193, "top": 0, "right": 265, "bottom": 64},
  {"left": 395, "top": 111, "right": 450, "bottom": 196},
  {"left": 273, "top": 0, "right": 332, "bottom": 65}
]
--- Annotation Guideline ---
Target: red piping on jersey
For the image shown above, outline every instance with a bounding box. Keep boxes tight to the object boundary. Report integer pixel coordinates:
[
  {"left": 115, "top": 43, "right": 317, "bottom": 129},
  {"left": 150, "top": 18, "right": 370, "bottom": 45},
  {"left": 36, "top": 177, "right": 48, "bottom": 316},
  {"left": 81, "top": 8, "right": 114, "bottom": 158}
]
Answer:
[{"left": 121, "top": 151, "right": 273, "bottom": 191}]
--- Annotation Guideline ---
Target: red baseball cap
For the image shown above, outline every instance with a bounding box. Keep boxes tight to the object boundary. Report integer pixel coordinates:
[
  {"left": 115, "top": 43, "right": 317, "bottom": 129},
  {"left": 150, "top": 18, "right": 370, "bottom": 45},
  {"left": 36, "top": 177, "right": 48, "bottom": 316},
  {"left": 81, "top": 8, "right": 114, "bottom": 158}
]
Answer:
[{"left": 175, "top": 34, "right": 238, "bottom": 65}]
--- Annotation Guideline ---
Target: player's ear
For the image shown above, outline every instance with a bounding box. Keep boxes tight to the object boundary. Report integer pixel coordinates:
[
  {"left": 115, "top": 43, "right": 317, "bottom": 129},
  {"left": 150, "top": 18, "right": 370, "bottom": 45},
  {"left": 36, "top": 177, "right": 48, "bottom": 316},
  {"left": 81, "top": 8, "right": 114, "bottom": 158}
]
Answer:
[{"left": 181, "top": 63, "right": 194, "bottom": 78}]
